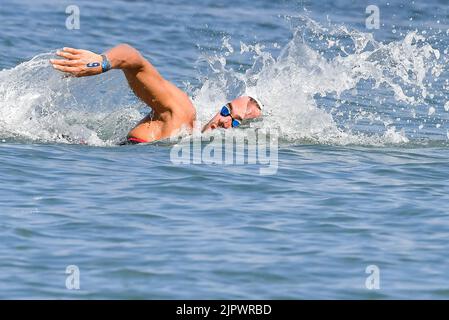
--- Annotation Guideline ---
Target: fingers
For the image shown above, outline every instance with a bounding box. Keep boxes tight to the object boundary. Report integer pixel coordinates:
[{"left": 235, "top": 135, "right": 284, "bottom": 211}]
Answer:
[
  {"left": 62, "top": 47, "right": 82, "bottom": 54},
  {"left": 50, "top": 47, "right": 98, "bottom": 78},
  {"left": 55, "top": 47, "right": 83, "bottom": 60},
  {"left": 55, "top": 50, "right": 78, "bottom": 60},
  {"left": 50, "top": 59, "right": 80, "bottom": 66},
  {"left": 50, "top": 47, "right": 82, "bottom": 70},
  {"left": 52, "top": 64, "right": 81, "bottom": 74}
]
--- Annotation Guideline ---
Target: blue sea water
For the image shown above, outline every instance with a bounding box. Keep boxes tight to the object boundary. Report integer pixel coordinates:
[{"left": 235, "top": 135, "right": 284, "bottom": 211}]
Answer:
[{"left": 1, "top": 0, "right": 449, "bottom": 299}]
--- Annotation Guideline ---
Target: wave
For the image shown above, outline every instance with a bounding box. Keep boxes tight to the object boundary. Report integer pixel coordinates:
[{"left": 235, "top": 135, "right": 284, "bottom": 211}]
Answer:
[
  {"left": 0, "top": 15, "right": 447, "bottom": 147},
  {"left": 193, "top": 15, "right": 447, "bottom": 146}
]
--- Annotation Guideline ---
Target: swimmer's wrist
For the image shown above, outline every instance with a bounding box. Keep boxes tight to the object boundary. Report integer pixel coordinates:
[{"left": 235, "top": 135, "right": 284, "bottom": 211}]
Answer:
[{"left": 101, "top": 54, "right": 112, "bottom": 73}]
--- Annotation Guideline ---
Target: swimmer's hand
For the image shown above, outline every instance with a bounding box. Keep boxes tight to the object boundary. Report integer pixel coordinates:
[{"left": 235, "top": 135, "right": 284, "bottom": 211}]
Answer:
[{"left": 50, "top": 47, "right": 103, "bottom": 77}]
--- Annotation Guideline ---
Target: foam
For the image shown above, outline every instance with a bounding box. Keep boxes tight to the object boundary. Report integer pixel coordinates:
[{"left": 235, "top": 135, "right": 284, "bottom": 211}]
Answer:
[{"left": 0, "top": 16, "right": 446, "bottom": 147}]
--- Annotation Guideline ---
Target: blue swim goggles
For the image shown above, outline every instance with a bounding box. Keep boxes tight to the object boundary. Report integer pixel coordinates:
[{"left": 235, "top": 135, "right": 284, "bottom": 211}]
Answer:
[{"left": 220, "top": 104, "right": 241, "bottom": 128}]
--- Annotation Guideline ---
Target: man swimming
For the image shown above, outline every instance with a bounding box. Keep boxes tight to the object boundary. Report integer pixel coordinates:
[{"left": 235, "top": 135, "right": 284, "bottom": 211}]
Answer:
[{"left": 49, "top": 44, "right": 263, "bottom": 144}]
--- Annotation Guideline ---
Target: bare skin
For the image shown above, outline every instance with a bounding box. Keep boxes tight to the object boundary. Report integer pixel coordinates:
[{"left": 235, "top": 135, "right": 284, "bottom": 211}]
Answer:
[
  {"left": 50, "top": 44, "right": 262, "bottom": 143},
  {"left": 50, "top": 44, "right": 196, "bottom": 143},
  {"left": 201, "top": 96, "right": 262, "bottom": 132}
]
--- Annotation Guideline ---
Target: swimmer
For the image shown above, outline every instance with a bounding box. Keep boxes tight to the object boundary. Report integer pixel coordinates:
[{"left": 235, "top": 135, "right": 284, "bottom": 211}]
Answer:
[{"left": 50, "top": 44, "right": 262, "bottom": 144}]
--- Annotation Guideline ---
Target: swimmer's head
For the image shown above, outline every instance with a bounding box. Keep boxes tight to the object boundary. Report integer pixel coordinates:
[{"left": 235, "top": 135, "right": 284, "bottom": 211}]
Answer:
[{"left": 201, "top": 96, "right": 263, "bottom": 133}]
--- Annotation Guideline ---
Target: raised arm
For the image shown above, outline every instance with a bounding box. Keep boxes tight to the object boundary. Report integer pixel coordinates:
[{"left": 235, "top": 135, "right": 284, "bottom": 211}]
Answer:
[{"left": 50, "top": 44, "right": 193, "bottom": 115}]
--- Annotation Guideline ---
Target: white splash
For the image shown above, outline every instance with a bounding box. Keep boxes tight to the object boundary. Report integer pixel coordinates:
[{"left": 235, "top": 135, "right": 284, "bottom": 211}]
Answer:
[
  {"left": 192, "top": 15, "right": 445, "bottom": 146},
  {"left": 0, "top": 16, "right": 446, "bottom": 147}
]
